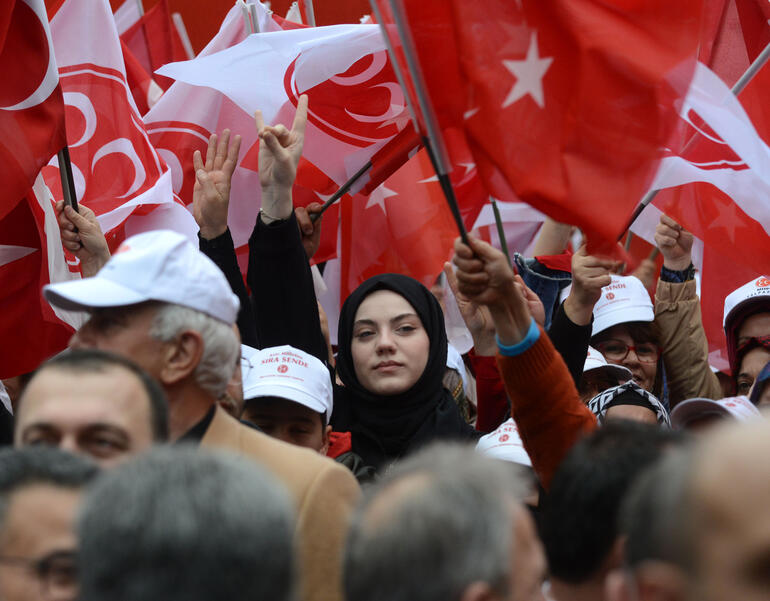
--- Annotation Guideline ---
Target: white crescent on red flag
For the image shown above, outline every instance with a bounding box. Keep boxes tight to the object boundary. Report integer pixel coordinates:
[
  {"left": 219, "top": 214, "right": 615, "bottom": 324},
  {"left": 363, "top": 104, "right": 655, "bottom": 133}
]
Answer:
[{"left": 0, "top": 0, "right": 66, "bottom": 221}]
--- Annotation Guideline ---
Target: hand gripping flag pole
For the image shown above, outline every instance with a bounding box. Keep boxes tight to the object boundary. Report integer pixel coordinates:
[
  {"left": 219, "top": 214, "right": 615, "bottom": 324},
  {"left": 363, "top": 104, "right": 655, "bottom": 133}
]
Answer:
[
  {"left": 620, "top": 41, "right": 770, "bottom": 240},
  {"left": 58, "top": 146, "right": 79, "bottom": 212},
  {"left": 371, "top": 0, "right": 469, "bottom": 245}
]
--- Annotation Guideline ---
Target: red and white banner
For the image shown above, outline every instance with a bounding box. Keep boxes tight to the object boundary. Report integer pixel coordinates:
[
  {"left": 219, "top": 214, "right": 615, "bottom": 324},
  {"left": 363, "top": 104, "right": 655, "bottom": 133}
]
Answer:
[
  {"left": 42, "top": 0, "right": 194, "bottom": 273},
  {"left": 0, "top": 0, "right": 66, "bottom": 221}
]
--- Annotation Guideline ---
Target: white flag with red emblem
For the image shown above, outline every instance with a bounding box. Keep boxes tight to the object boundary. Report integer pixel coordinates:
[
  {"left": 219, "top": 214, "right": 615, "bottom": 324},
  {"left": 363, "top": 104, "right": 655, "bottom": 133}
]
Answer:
[
  {"left": 41, "top": 0, "right": 194, "bottom": 273},
  {"left": 0, "top": 0, "right": 66, "bottom": 221}
]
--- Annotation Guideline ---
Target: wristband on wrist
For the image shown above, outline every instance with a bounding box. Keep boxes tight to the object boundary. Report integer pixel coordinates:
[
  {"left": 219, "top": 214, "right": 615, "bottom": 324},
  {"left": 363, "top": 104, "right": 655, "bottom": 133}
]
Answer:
[
  {"left": 660, "top": 263, "right": 695, "bottom": 283},
  {"left": 496, "top": 318, "right": 540, "bottom": 357}
]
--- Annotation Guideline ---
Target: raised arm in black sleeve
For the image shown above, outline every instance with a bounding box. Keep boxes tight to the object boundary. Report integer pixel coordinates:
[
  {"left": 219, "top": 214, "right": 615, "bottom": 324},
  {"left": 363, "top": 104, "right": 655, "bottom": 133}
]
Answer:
[
  {"left": 547, "top": 300, "right": 593, "bottom": 388},
  {"left": 199, "top": 229, "right": 258, "bottom": 348},
  {"left": 247, "top": 212, "right": 327, "bottom": 363}
]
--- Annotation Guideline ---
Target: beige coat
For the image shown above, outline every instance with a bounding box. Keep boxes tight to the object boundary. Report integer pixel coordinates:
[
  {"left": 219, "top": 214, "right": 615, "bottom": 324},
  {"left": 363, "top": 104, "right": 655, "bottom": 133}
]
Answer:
[
  {"left": 655, "top": 279, "right": 722, "bottom": 406},
  {"left": 201, "top": 406, "right": 361, "bottom": 601}
]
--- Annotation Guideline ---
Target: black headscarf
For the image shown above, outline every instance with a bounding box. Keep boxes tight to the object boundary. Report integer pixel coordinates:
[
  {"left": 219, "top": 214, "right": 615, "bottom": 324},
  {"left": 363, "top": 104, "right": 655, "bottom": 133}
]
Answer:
[{"left": 333, "top": 274, "right": 477, "bottom": 470}]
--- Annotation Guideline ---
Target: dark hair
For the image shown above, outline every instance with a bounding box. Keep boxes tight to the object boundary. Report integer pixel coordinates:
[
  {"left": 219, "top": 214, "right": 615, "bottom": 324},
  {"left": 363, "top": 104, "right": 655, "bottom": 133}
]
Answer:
[
  {"left": 539, "top": 421, "right": 683, "bottom": 583},
  {"left": 22, "top": 349, "right": 169, "bottom": 441},
  {"left": 0, "top": 446, "right": 98, "bottom": 526}
]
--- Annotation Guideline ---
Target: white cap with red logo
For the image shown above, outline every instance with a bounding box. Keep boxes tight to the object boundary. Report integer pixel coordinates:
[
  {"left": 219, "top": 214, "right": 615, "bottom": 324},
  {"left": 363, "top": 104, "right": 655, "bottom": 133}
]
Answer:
[
  {"left": 722, "top": 276, "right": 770, "bottom": 327},
  {"left": 592, "top": 275, "right": 654, "bottom": 337},
  {"left": 670, "top": 396, "right": 763, "bottom": 430},
  {"left": 43, "top": 230, "right": 239, "bottom": 324},
  {"left": 243, "top": 345, "right": 333, "bottom": 424},
  {"left": 475, "top": 418, "right": 532, "bottom": 467},
  {"left": 583, "top": 346, "right": 633, "bottom": 381}
]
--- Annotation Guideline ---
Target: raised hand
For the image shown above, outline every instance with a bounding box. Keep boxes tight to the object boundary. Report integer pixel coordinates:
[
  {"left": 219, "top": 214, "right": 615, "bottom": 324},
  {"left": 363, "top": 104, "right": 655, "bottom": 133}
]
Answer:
[
  {"left": 192, "top": 129, "right": 241, "bottom": 240},
  {"left": 563, "top": 244, "right": 616, "bottom": 326},
  {"left": 55, "top": 200, "right": 110, "bottom": 278},
  {"left": 444, "top": 262, "right": 497, "bottom": 356},
  {"left": 655, "top": 214, "right": 693, "bottom": 271},
  {"left": 254, "top": 95, "right": 308, "bottom": 222}
]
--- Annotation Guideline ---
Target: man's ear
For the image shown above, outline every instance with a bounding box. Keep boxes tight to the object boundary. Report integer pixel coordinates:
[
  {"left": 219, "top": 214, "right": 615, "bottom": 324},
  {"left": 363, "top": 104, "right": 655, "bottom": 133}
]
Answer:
[
  {"left": 158, "top": 330, "right": 205, "bottom": 387},
  {"left": 633, "top": 561, "right": 688, "bottom": 601},
  {"left": 458, "top": 581, "right": 501, "bottom": 601},
  {"left": 319, "top": 424, "right": 332, "bottom": 455}
]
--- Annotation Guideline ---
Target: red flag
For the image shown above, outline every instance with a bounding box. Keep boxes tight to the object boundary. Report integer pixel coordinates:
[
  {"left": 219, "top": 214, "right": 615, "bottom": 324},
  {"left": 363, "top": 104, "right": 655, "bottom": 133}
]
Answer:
[
  {"left": 377, "top": 0, "right": 704, "bottom": 253},
  {"left": 121, "top": 38, "right": 163, "bottom": 115},
  {"left": 120, "top": 0, "right": 186, "bottom": 90},
  {"left": 0, "top": 0, "right": 66, "bottom": 221}
]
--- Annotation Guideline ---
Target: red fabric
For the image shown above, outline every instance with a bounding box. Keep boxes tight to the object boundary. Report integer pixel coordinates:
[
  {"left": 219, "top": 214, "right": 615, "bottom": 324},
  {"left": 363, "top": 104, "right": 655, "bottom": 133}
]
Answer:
[
  {"left": 533, "top": 252, "right": 572, "bottom": 274},
  {"left": 496, "top": 330, "right": 596, "bottom": 490},
  {"left": 0, "top": 189, "right": 73, "bottom": 378},
  {"left": 468, "top": 350, "right": 509, "bottom": 433},
  {"left": 0, "top": 0, "right": 66, "bottom": 221},
  {"left": 326, "top": 431, "right": 353, "bottom": 459},
  {"left": 357, "top": 124, "right": 422, "bottom": 196},
  {"left": 121, "top": 39, "right": 159, "bottom": 115},
  {"left": 377, "top": 0, "right": 703, "bottom": 255},
  {"left": 120, "top": 0, "right": 186, "bottom": 90}
]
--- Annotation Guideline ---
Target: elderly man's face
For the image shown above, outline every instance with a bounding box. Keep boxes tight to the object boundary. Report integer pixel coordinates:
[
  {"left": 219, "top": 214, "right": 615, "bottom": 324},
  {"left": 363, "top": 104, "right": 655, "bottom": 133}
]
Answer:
[
  {"left": 0, "top": 484, "right": 80, "bottom": 601},
  {"left": 14, "top": 367, "right": 155, "bottom": 468},
  {"left": 69, "top": 303, "right": 165, "bottom": 380}
]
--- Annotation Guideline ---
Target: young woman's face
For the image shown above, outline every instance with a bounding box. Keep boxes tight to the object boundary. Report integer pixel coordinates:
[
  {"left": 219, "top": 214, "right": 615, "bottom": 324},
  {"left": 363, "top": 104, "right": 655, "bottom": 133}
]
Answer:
[
  {"left": 351, "top": 290, "right": 431, "bottom": 396},
  {"left": 596, "top": 325, "right": 658, "bottom": 393}
]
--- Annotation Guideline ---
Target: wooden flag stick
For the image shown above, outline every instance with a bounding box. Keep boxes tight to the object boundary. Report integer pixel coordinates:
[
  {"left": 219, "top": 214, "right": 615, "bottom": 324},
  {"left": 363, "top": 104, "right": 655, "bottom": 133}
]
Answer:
[
  {"left": 58, "top": 145, "right": 79, "bottom": 212},
  {"left": 620, "top": 41, "right": 770, "bottom": 240}
]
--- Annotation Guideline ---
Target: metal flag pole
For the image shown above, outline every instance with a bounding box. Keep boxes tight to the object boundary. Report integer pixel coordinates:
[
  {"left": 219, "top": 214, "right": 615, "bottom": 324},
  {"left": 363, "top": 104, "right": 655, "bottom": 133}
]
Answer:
[
  {"left": 301, "top": 0, "right": 316, "bottom": 26},
  {"left": 248, "top": 2, "right": 261, "bottom": 33},
  {"left": 58, "top": 146, "right": 79, "bottom": 212},
  {"left": 381, "top": 0, "right": 469, "bottom": 244},
  {"left": 491, "top": 198, "right": 511, "bottom": 266},
  {"left": 620, "top": 41, "right": 770, "bottom": 239},
  {"left": 310, "top": 161, "right": 374, "bottom": 223}
]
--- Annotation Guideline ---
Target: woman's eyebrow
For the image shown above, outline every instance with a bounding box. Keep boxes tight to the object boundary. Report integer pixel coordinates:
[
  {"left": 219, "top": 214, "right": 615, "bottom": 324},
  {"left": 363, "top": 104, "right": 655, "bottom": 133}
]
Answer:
[
  {"left": 353, "top": 318, "right": 377, "bottom": 328},
  {"left": 391, "top": 313, "right": 419, "bottom": 323}
]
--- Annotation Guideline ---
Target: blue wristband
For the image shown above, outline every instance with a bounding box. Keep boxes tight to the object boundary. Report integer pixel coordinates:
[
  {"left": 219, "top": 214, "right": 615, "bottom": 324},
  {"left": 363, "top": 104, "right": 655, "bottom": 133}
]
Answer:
[{"left": 496, "top": 318, "right": 540, "bottom": 357}]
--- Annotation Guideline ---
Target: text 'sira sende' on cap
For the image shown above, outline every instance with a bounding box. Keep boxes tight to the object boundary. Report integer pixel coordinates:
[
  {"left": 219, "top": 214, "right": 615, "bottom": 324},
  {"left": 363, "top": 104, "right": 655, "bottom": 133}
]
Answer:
[
  {"left": 591, "top": 275, "right": 654, "bottom": 337},
  {"left": 43, "top": 230, "right": 240, "bottom": 324}
]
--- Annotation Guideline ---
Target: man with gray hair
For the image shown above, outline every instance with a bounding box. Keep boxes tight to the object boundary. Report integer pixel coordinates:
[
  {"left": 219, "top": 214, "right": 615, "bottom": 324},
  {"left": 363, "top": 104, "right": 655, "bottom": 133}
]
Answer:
[
  {"left": 344, "top": 443, "right": 546, "bottom": 601},
  {"left": 0, "top": 446, "right": 98, "bottom": 601},
  {"left": 44, "top": 229, "right": 360, "bottom": 601},
  {"left": 607, "top": 419, "right": 770, "bottom": 601},
  {"left": 77, "top": 447, "right": 294, "bottom": 601}
]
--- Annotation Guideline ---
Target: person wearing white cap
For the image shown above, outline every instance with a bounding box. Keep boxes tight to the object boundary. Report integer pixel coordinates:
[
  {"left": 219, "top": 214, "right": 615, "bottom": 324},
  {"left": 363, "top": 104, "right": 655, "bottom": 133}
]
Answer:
[
  {"left": 241, "top": 345, "right": 333, "bottom": 454},
  {"left": 670, "top": 395, "right": 763, "bottom": 431},
  {"left": 578, "top": 346, "right": 632, "bottom": 402},
  {"left": 723, "top": 275, "right": 770, "bottom": 390},
  {"left": 45, "top": 99, "right": 361, "bottom": 601}
]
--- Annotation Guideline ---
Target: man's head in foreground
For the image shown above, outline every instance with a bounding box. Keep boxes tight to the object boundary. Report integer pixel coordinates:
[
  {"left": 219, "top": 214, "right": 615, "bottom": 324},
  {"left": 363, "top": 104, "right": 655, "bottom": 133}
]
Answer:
[
  {"left": 43, "top": 231, "right": 240, "bottom": 439},
  {"left": 610, "top": 419, "right": 770, "bottom": 601},
  {"left": 241, "top": 345, "right": 333, "bottom": 453},
  {"left": 77, "top": 446, "right": 294, "bottom": 601},
  {"left": 0, "top": 447, "right": 98, "bottom": 601},
  {"left": 14, "top": 349, "right": 168, "bottom": 467},
  {"left": 539, "top": 421, "right": 682, "bottom": 599},
  {"left": 344, "top": 442, "right": 546, "bottom": 601}
]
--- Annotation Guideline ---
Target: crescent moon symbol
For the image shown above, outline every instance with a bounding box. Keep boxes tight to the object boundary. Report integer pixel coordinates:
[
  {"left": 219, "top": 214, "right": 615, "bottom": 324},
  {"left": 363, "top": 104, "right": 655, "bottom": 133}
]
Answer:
[
  {"left": 344, "top": 83, "right": 406, "bottom": 123},
  {"left": 157, "top": 149, "right": 183, "bottom": 194},
  {"left": 91, "top": 138, "right": 147, "bottom": 198},
  {"left": 63, "top": 92, "right": 97, "bottom": 147},
  {"left": 0, "top": 0, "right": 60, "bottom": 111},
  {"left": 329, "top": 51, "right": 387, "bottom": 87}
]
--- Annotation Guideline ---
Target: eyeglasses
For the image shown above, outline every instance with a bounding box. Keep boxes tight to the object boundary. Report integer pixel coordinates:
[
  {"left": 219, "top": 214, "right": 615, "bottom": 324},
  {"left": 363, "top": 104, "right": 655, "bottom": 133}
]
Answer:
[
  {"left": 0, "top": 550, "right": 77, "bottom": 600},
  {"left": 596, "top": 340, "right": 660, "bottom": 364},
  {"left": 240, "top": 354, "right": 254, "bottom": 381}
]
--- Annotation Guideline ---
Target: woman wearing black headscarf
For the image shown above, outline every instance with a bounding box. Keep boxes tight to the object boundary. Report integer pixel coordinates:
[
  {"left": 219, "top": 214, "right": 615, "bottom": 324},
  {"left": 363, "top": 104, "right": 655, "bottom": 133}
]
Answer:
[{"left": 333, "top": 274, "right": 479, "bottom": 471}]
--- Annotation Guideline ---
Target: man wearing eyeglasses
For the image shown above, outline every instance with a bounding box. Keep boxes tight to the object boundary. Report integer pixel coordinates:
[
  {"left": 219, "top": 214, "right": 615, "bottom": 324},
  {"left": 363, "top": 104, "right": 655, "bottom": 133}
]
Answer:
[{"left": 0, "top": 446, "right": 98, "bottom": 601}]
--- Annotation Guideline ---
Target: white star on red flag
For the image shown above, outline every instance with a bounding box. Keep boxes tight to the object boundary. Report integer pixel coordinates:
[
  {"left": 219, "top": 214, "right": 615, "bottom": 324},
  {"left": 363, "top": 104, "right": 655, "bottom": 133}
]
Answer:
[
  {"left": 502, "top": 32, "right": 553, "bottom": 109},
  {"left": 365, "top": 184, "right": 398, "bottom": 214}
]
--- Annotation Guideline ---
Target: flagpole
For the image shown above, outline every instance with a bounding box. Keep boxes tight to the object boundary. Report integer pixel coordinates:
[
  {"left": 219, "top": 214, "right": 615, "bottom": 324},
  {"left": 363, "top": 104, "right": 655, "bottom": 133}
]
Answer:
[
  {"left": 237, "top": 0, "right": 255, "bottom": 34},
  {"left": 301, "top": 0, "right": 316, "bottom": 26},
  {"left": 135, "top": 0, "right": 144, "bottom": 17},
  {"left": 248, "top": 2, "right": 261, "bottom": 33},
  {"left": 620, "top": 41, "right": 770, "bottom": 239},
  {"left": 378, "top": 0, "right": 468, "bottom": 244},
  {"left": 490, "top": 198, "right": 511, "bottom": 266},
  {"left": 172, "top": 12, "right": 195, "bottom": 59},
  {"left": 58, "top": 146, "right": 79, "bottom": 212},
  {"left": 310, "top": 161, "right": 373, "bottom": 223}
]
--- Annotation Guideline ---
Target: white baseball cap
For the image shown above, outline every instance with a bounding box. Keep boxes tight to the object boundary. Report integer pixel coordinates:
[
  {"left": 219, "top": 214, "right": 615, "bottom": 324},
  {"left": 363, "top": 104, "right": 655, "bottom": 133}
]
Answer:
[
  {"left": 43, "top": 230, "right": 239, "bottom": 324},
  {"left": 722, "top": 276, "right": 770, "bottom": 327},
  {"left": 592, "top": 275, "right": 654, "bottom": 337},
  {"left": 670, "top": 396, "right": 763, "bottom": 430},
  {"left": 475, "top": 418, "right": 532, "bottom": 467},
  {"left": 243, "top": 345, "right": 333, "bottom": 424},
  {"left": 583, "top": 346, "right": 633, "bottom": 381}
]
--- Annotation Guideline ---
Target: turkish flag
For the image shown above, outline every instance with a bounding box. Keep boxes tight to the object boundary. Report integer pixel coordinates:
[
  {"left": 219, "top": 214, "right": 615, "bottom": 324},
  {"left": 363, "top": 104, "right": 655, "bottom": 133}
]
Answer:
[
  {"left": 377, "top": 0, "right": 704, "bottom": 254},
  {"left": 42, "top": 0, "right": 194, "bottom": 274},
  {"left": 0, "top": 0, "right": 66, "bottom": 222},
  {"left": 120, "top": 0, "right": 186, "bottom": 90}
]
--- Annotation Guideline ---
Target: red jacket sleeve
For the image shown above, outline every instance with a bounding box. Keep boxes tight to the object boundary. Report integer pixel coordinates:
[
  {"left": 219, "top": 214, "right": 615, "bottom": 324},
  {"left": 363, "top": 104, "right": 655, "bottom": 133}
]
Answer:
[
  {"left": 469, "top": 349, "right": 510, "bottom": 433},
  {"left": 496, "top": 330, "right": 597, "bottom": 490}
]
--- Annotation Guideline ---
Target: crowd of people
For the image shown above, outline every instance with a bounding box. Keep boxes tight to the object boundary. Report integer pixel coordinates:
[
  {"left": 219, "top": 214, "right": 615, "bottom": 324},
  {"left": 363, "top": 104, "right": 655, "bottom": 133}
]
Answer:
[{"left": 1, "top": 93, "right": 769, "bottom": 601}]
